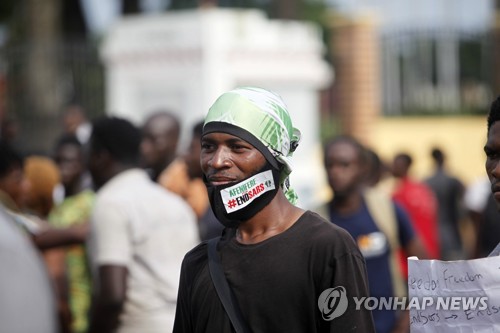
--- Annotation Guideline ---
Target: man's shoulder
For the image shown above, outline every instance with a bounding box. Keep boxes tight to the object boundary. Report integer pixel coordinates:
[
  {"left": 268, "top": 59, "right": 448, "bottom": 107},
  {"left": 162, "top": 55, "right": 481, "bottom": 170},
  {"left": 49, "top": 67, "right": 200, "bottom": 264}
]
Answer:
[
  {"left": 301, "top": 210, "right": 336, "bottom": 228},
  {"left": 298, "top": 211, "right": 359, "bottom": 250},
  {"left": 288, "top": 211, "right": 364, "bottom": 266},
  {"left": 302, "top": 210, "right": 342, "bottom": 230},
  {"left": 185, "top": 240, "right": 208, "bottom": 258},
  {"left": 181, "top": 241, "right": 210, "bottom": 277}
]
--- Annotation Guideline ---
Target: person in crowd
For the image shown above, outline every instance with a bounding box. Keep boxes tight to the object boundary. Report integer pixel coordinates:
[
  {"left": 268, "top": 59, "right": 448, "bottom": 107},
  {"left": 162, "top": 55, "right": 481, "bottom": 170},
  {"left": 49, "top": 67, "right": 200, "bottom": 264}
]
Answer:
[
  {"left": 364, "top": 148, "right": 396, "bottom": 195},
  {"left": 1, "top": 114, "right": 21, "bottom": 149},
  {"left": 0, "top": 142, "right": 88, "bottom": 332},
  {"left": 86, "top": 116, "right": 198, "bottom": 333},
  {"left": 173, "top": 87, "right": 375, "bottom": 332},
  {"left": 0, "top": 205, "right": 58, "bottom": 333},
  {"left": 159, "top": 120, "right": 224, "bottom": 240},
  {"left": 62, "top": 104, "right": 92, "bottom": 145},
  {"left": 24, "top": 155, "right": 61, "bottom": 218},
  {"left": 320, "top": 135, "right": 426, "bottom": 333},
  {"left": 483, "top": 95, "right": 500, "bottom": 256},
  {"left": 0, "top": 143, "right": 86, "bottom": 247},
  {"left": 159, "top": 120, "right": 208, "bottom": 219},
  {"left": 424, "top": 147, "right": 465, "bottom": 260},
  {"left": 0, "top": 142, "right": 31, "bottom": 212},
  {"left": 48, "top": 135, "right": 95, "bottom": 333},
  {"left": 365, "top": 148, "right": 387, "bottom": 188},
  {"left": 392, "top": 153, "right": 440, "bottom": 261},
  {"left": 141, "top": 111, "right": 180, "bottom": 182},
  {"left": 23, "top": 154, "right": 74, "bottom": 332}
]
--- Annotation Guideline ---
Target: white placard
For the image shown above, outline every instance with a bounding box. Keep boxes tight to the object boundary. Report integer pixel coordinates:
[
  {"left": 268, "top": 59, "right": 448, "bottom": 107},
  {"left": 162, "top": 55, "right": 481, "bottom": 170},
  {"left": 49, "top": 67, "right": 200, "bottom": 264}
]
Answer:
[{"left": 408, "top": 256, "right": 500, "bottom": 332}]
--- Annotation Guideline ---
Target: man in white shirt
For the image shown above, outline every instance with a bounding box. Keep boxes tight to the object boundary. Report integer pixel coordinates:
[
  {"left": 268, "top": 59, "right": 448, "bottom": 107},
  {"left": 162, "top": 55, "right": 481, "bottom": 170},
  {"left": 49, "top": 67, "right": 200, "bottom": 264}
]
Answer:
[{"left": 87, "top": 117, "right": 199, "bottom": 333}]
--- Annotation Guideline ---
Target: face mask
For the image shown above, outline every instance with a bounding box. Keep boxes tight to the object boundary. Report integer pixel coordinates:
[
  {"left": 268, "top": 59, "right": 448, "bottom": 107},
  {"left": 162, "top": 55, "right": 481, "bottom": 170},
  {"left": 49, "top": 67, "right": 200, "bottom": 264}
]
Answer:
[{"left": 205, "top": 163, "right": 281, "bottom": 228}]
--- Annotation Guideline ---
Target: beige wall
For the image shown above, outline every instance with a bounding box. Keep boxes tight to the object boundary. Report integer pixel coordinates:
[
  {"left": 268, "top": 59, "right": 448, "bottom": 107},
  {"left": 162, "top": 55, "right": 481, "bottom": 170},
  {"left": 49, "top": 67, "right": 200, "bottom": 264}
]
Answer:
[{"left": 370, "top": 116, "right": 488, "bottom": 185}]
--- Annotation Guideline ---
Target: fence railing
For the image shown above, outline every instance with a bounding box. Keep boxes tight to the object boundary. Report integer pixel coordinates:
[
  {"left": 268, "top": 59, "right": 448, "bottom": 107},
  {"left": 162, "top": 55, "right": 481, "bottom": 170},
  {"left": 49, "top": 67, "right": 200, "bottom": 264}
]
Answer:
[
  {"left": 380, "top": 30, "right": 494, "bottom": 116},
  {"left": 0, "top": 40, "right": 105, "bottom": 154}
]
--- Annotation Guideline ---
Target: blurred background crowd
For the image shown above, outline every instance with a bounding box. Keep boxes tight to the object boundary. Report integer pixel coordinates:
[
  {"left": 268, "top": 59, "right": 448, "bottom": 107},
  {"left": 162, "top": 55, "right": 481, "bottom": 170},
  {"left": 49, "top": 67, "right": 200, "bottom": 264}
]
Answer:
[{"left": 0, "top": 0, "right": 500, "bottom": 332}]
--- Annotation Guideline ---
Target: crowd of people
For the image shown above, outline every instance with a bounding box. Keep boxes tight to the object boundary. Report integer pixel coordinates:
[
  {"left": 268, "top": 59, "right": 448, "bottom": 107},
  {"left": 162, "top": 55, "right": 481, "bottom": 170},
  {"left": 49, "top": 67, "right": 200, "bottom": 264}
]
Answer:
[{"left": 0, "top": 89, "right": 499, "bottom": 333}]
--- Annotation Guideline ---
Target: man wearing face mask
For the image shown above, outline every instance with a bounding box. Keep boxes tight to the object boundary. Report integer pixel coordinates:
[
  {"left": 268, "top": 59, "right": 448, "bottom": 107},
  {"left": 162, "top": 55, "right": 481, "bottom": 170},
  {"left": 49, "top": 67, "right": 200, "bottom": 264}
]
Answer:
[{"left": 173, "top": 87, "right": 375, "bottom": 333}]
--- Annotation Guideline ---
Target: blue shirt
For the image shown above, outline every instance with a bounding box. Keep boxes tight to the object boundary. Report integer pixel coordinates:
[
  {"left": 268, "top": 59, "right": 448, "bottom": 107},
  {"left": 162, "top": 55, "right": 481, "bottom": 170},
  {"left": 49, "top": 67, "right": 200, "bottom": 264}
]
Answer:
[{"left": 329, "top": 200, "right": 415, "bottom": 333}]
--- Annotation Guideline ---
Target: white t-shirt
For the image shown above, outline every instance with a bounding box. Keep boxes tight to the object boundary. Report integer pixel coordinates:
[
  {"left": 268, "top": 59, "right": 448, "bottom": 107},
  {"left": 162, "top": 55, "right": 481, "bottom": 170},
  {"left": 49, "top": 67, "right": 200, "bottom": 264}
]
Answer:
[
  {"left": 464, "top": 177, "right": 490, "bottom": 213},
  {"left": 89, "top": 169, "right": 199, "bottom": 333}
]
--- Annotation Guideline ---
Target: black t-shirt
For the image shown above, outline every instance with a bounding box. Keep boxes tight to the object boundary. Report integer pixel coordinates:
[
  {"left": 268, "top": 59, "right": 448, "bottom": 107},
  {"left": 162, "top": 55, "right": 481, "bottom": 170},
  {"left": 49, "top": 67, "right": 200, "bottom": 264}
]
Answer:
[{"left": 173, "top": 211, "right": 375, "bottom": 333}]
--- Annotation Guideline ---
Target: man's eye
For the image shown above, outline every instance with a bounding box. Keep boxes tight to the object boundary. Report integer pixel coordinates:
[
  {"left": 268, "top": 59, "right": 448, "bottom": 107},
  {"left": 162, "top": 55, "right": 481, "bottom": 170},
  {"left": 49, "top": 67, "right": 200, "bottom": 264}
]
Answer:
[
  {"left": 230, "top": 145, "right": 247, "bottom": 151},
  {"left": 201, "top": 143, "right": 214, "bottom": 150},
  {"left": 488, "top": 153, "right": 500, "bottom": 159},
  {"left": 486, "top": 150, "right": 500, "bottom": 159}
]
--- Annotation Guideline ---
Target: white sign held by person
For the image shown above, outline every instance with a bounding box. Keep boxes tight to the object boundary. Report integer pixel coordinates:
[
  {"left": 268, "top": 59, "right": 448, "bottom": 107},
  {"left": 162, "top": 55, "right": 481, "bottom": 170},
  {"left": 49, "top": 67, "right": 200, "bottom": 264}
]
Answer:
[{"left": 408, "top": 256, "right": 500, "bottom": 332}]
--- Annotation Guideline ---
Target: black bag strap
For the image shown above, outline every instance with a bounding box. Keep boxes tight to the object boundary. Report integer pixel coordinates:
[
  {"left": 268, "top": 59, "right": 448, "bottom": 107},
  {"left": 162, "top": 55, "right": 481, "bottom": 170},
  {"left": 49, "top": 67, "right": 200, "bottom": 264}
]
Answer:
[{"left": 207, "top": 237, "right": 251, "bottom": 333}]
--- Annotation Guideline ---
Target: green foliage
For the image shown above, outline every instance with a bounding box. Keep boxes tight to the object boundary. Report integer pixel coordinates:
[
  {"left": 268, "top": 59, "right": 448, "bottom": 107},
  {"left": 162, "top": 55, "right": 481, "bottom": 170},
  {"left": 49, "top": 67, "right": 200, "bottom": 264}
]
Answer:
[
  {"left": 459, "top": 39, "right": 483, "bottom": 81},
  {"left": 300, "top": 0, "right": 328, "bottom": 23},
  {"left": 320, "top": 113, "right": 341, "bottom": 143},
  {"left": 299, "top": 0, "right": 331, "bottom": 61}
]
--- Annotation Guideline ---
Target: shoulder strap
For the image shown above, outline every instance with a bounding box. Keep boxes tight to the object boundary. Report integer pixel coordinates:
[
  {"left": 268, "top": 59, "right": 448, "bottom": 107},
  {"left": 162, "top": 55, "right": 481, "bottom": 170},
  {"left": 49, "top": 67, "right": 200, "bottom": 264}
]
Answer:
[
  {"left": 363, "top": 188, "right": 406, "bottom": 298},
  {"left": 207, "top": 238, "right": 251, "bottom": 333}
]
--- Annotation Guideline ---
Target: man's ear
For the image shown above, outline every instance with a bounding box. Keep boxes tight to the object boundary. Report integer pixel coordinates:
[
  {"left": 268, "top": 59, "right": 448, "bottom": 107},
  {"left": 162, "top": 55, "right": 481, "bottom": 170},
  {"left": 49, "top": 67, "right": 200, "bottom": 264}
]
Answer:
[{"left": 359, "top": 162, "right": 372, "bottom": 184}]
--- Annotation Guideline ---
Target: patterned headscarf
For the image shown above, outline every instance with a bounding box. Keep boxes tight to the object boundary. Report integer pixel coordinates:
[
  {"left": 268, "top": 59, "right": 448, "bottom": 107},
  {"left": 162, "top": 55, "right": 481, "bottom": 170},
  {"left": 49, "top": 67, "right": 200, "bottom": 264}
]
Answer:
[{"left": 203, "top": 87, "right": 301, "bottom": 204}]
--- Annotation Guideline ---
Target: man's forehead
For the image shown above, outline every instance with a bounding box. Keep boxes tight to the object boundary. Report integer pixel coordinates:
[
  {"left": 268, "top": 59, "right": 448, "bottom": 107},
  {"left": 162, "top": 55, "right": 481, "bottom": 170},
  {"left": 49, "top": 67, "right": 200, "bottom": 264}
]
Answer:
[
  {"left": 487, "top": 122, "right": 500, "bottom": 145},
  {"left": 202, "top": 132, "right": 247, "bottom": 143},
  {"left": 328, "top": 141, "right": 361, "bottom": 157}
]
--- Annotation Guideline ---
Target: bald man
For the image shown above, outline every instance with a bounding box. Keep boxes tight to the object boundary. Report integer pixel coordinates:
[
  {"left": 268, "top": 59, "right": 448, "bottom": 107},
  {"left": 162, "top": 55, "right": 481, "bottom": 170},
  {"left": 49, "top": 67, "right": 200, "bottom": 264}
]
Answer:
[{"left": 141, "top": 111, "right": 180, "bottom": 181}]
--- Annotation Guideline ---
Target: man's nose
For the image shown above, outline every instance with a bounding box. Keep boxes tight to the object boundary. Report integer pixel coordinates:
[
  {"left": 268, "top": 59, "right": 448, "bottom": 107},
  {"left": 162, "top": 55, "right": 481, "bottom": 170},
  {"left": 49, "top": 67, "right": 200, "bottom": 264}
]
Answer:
[
  {"left": 491, "top": 160, "right": 500, "bottom": 179},
  {"left": 140, "top": 139, "right": 152, "bottom": 155},
  {"left": 209, "top": 147, "right": 232, "bottom": 169}
]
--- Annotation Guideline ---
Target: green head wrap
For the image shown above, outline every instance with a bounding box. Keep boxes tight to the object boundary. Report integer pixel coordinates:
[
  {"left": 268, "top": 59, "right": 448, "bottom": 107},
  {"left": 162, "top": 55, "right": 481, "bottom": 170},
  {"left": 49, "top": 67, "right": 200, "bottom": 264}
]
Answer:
[{"left": 203, "top": 87, "right": 301, "bottom": 204}]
